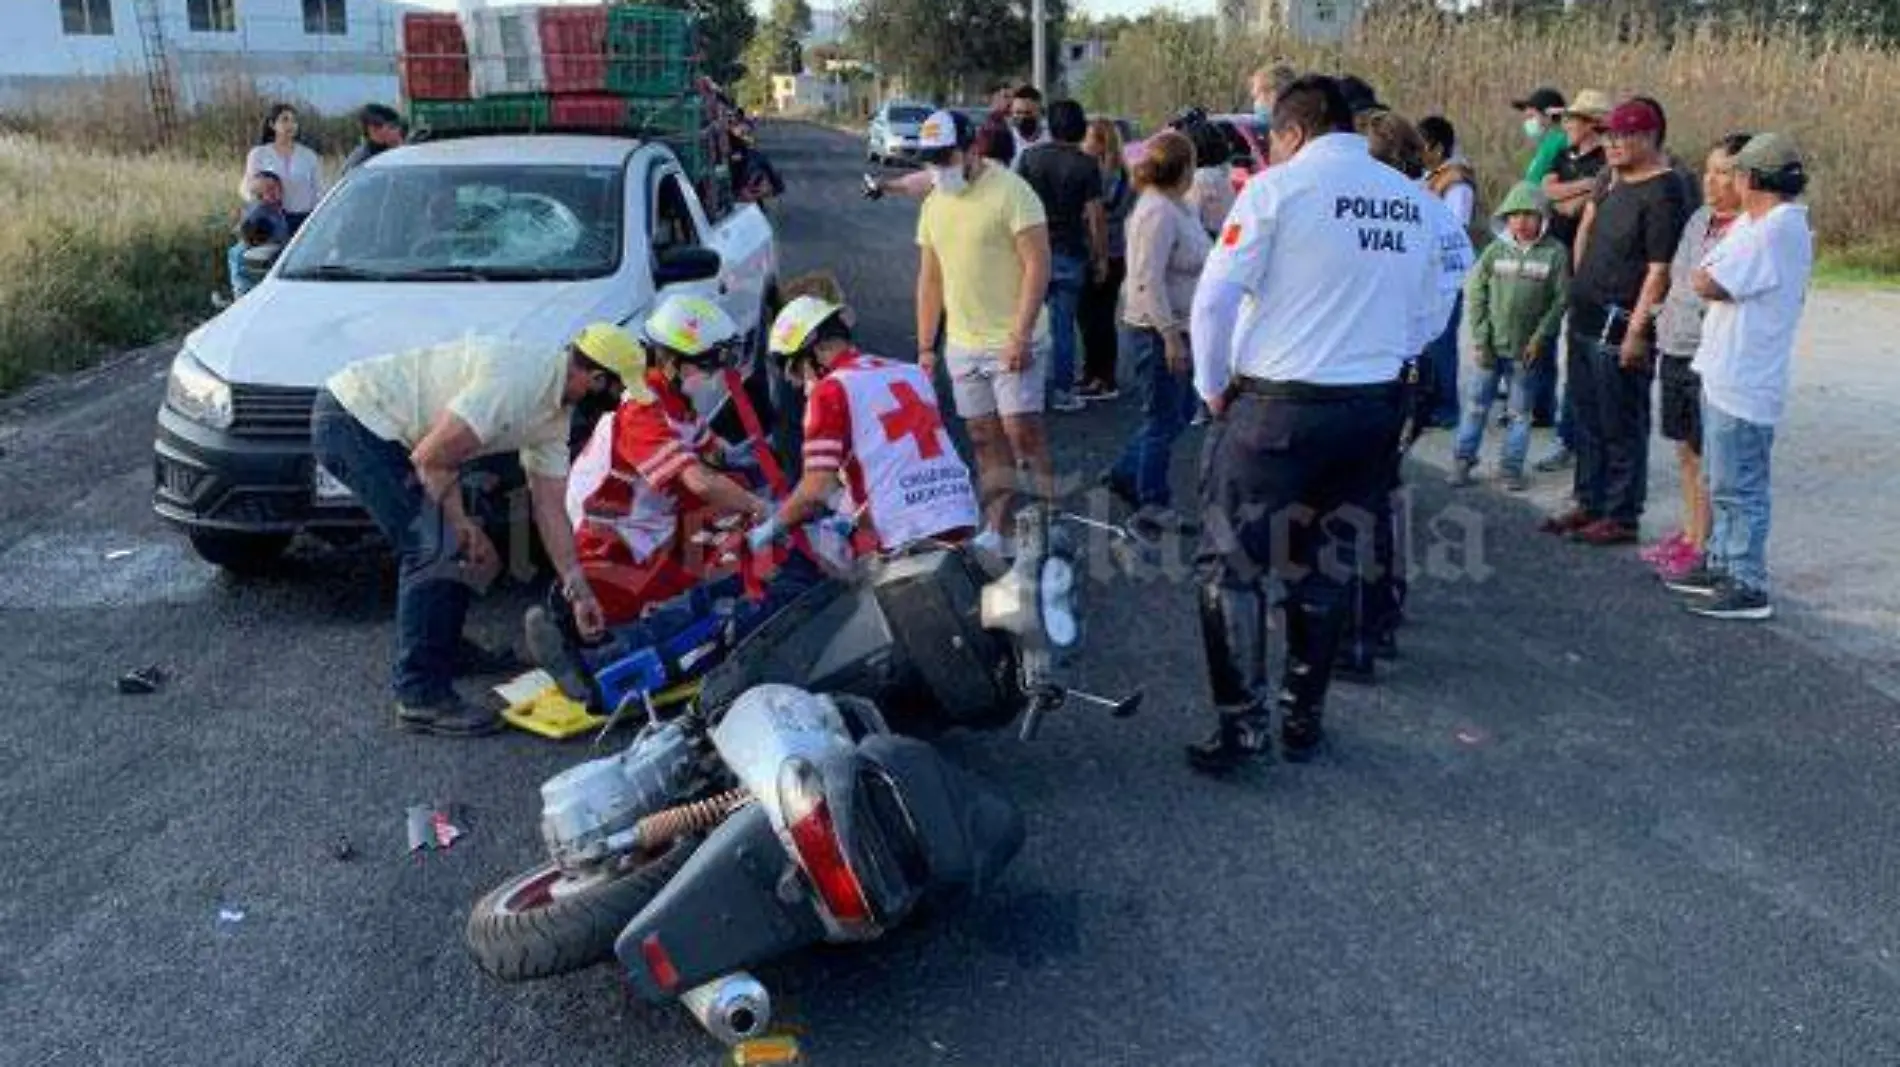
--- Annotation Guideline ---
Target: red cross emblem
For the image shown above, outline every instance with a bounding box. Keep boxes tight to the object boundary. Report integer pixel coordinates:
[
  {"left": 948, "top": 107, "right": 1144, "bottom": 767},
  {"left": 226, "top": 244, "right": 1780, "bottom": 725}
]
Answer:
[{"left": 877, "top": 381, "right": 945, "bottom": 459}]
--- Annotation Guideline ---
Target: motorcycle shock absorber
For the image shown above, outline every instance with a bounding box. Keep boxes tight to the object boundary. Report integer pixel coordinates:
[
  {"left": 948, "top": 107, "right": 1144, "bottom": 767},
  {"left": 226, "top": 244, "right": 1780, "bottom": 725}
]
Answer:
[{"left": 631, "top": 789, "right": 754, "bottom": 852}]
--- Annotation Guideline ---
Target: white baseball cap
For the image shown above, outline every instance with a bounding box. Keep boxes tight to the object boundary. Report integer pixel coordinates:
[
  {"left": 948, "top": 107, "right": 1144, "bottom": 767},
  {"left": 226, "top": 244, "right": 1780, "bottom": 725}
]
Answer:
[{"left": 915, "top": 109, "right": 963, "bottom": 151}]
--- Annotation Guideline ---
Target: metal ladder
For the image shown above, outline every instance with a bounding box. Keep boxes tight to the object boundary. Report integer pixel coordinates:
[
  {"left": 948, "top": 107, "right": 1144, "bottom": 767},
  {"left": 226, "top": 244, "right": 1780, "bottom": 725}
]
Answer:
[{"left": 134, "top": 0, "right": 178, "bottom": 143}]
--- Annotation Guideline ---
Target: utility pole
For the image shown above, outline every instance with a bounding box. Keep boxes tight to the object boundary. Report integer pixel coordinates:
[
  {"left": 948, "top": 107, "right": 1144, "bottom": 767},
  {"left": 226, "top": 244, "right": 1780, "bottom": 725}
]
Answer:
[{"left": 1031, "top": 0, "right": 1047, "bottom": 95}]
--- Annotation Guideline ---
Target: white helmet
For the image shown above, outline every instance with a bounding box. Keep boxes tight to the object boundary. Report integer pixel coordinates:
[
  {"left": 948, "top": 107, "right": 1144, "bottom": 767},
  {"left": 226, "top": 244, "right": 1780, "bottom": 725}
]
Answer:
[
  {"left": 641, "top": 294, "right": 741, "bottom": 365},
  {"left": 768, "top": 295, "right": 850, "bottom": 368}
]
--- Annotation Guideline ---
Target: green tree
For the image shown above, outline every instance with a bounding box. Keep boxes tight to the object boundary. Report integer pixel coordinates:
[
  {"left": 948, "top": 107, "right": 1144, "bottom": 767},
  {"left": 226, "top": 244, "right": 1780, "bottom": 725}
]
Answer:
[
  {"left": 651, "top": 0, "right": 758, "bottom": 83},
  {"left": 847, "top": 0, "right": 1069, "bottom": 101}
]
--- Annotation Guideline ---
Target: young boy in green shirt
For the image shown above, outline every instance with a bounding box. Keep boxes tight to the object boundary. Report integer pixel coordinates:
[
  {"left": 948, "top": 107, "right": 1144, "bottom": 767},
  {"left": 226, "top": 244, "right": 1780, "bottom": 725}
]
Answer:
[{"left": 1454, "top": 181, "right": 1571, "bottom": 491}]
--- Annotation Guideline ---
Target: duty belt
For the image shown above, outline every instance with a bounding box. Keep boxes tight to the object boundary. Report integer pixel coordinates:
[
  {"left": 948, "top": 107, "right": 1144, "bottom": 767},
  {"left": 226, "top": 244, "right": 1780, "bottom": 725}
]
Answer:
[{"left": 1231, "top": 376, "right": 1403, "bottom": 402}]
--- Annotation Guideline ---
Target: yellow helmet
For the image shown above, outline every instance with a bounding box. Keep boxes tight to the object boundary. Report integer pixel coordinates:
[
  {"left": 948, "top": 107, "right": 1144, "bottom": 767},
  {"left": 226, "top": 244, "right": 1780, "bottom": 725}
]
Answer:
[
  {"left": 641, "top": 294, "right": 740, "bottom": 364},
  {"left": 570, "top": 322, "right": 655, "bottom": 404},
  {"left": 768, "top": 295, "right": 849, "bottom": 365}
]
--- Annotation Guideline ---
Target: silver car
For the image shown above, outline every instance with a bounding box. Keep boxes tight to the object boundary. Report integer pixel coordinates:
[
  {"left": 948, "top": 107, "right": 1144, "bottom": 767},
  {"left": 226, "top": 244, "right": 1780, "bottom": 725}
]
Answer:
[{"left": 866, "top": 100, "right": 935, "bottom": 164}]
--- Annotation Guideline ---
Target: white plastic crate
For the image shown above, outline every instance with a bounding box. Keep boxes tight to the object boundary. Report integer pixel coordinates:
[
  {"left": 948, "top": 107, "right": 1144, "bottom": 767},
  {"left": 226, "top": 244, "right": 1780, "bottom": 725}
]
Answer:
[{"left": 459, "top": 2, "right": 547, "bottom": 98}]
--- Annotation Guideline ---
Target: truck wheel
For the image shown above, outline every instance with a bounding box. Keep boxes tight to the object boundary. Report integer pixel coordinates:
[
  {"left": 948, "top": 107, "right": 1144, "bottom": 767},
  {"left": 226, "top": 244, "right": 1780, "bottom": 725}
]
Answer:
[
  {"left": 189, "top": 532, "right": 291, "bottom": 573},
  {"left": 464, "top": 837, "right": 699, "bottom": 982}
]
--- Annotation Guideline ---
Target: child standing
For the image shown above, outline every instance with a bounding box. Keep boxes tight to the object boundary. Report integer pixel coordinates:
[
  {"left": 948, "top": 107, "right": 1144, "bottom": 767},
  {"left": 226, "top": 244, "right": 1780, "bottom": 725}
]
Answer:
[{"left": 1454, "top": 182, "right": 1570, "bottom": 491}]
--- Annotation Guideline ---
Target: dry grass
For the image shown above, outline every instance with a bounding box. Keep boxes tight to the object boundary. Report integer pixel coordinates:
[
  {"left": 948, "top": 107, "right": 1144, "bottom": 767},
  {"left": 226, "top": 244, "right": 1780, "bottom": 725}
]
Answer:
[
  {"left": 1082, "top": 11, "right": 1900, "bottom": 268},
  {"left": 0, "top": 136, "right": 235, "bottom": 393}
]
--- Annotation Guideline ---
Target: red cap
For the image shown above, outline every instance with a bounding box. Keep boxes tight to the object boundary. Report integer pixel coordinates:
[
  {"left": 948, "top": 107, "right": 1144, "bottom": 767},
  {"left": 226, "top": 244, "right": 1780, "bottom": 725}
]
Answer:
[{"left": 1605, "top": 100, "right": 1662, "bottom": 136}]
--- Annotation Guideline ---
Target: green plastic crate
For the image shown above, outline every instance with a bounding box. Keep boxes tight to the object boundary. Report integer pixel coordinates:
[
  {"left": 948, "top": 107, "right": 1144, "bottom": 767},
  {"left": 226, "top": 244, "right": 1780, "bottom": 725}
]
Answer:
[
  {"left": 625, "top": 94, "right": 702, "bottom": 138},
  {"left": 412, "top": 95, "right": 552, "bottom": 134},
  {"left": 605, "top": 6, "right": 696, "bottom": 96}
]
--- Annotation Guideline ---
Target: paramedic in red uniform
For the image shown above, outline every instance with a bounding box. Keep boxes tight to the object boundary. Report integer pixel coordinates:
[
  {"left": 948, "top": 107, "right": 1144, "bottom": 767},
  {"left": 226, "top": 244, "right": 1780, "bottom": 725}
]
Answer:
[{"left": 748, "top": 295, "right": 980, "bottom": 556}]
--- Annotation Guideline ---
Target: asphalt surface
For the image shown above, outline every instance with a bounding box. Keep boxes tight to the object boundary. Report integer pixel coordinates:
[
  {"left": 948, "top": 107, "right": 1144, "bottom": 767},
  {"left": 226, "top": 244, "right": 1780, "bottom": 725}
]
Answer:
[{"left": 3, "top": 122, "right": 1899, "bottom": 1067}]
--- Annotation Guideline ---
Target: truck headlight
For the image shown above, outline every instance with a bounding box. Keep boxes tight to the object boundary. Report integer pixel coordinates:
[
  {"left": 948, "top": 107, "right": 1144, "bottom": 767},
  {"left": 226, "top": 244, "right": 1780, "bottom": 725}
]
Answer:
[{"left": 166, "top": 348, "right": 233, "bottom": 430}]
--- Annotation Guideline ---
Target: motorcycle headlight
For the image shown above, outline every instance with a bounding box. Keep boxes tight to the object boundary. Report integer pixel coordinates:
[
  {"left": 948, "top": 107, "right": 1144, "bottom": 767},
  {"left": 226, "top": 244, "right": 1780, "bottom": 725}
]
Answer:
[{"left": 165, "top": 348, "right": 233, "bottom": 430}]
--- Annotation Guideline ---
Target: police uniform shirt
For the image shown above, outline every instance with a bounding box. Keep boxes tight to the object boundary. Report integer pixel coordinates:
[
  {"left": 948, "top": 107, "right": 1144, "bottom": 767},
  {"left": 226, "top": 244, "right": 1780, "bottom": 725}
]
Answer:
[
  {"left": 1194, "top": 133, "right": 1443, "bottom": 393},
  {"left": 1426, "top": 192, "right": 1476, "bottom": 336}
]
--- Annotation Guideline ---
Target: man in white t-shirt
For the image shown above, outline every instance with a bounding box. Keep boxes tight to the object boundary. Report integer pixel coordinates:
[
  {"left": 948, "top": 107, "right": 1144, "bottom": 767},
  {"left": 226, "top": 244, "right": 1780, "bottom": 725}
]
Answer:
[{"left": 1665, "top": 133, "right": 1813, "bottom": 621}]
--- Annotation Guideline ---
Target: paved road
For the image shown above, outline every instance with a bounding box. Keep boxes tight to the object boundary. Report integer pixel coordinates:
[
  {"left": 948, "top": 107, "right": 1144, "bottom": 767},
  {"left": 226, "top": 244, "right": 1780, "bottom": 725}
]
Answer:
[{"left": 3, "top": 122, "right": 1899, "bottom": 1067}]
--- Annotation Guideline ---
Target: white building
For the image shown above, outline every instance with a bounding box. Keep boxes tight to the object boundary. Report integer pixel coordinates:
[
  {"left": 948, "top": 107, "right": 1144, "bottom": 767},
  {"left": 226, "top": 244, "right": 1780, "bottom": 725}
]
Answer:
[
  {"left": 770, "top": 72, "right": 842, "bottom": 115},
  {"left": 1, "top": 0, "right": 421, "bottom": 113},
  {"left": 1057, "top": 36, "right": 1108, "bottom": 96},
  {"left": 1220, "top": 0, "right": 1367, "bottom": 44}
]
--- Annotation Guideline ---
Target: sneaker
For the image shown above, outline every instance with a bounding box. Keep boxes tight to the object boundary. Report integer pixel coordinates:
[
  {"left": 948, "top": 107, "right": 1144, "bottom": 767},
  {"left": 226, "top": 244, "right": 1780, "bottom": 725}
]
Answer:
[
  {"left": 1688, "top": 581, "right": 1774, "bottom": 621},
  {"left": 972, "top": 528, "right": 1017, "bottom": 561},
  {"left": 1652, "top": 544, "right": 1703, "bottom": 583},
  {"left": 1534, "top": 446, "right": 1575, "bottom": 473},
  {"left": 1569, "top": 519, "right": 1639, "bottom": 546},
  {"left": 395, "top": 694, "right": 502, "bottom": 738},
  {"left": 1078, "top": 380, "right": 1121, "bottom": 402},
  {"left": 1539, "top": 508, "right": 1596, "bottom": 536},
  {"left": 524, "top": 606, "right": 595, "bottom": 704},
  {"left": 1639, "top": 530, "right": 1690, "bottom": 566},
  {"left": 1190, "top": 407, "right": 1210, "bottom": 427},
  {"left": 1097, "top": 470, "right": 1139, "bottom": 512},
  {"left": 1501, "top": 468, "right": 1530, "bottom": 493},
  {"left": 1448, "top": 458, "right": 1477, "bottom": 488},
  {"left": 1049, "top": 391, "right": 1087, "bottom": 414},
  {"left": 1664, "top": 564, "right": 1727, "bottom": 598}
]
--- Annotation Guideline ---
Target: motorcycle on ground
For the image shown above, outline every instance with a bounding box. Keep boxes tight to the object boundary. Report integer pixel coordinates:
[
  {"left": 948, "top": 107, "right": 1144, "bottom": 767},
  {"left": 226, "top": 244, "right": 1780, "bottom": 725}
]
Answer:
[{"left": 464, "top": 507, "right": 1141, "bottom": 1045}]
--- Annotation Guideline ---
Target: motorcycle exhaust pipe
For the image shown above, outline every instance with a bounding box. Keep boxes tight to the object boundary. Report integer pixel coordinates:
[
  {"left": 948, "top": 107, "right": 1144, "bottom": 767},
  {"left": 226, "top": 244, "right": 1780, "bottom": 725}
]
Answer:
[{"left": 681, "top": 971, "right": 772, "bottom": 1046}]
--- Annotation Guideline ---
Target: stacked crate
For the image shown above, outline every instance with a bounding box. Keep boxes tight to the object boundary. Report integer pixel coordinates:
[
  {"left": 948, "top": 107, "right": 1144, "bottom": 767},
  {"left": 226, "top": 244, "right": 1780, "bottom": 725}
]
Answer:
[{"left": 401, "top": 4, "right": 715, "bottom": 186}]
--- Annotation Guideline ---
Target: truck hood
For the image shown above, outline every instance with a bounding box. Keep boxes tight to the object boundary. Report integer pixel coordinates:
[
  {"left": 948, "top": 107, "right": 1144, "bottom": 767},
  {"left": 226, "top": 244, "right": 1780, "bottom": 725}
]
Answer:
[{"left": 184, "top": 277, "right": 630, "bottom": 387}]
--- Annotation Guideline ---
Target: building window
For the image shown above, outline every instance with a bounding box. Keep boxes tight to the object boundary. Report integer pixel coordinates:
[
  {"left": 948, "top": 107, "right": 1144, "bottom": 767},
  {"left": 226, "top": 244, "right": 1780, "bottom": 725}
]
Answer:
[
  {"left": 303, "top": 0, "right": 347, "bottom": 36},
  {"left": 188, "top": 0, "right": 236, "bottom": 33},
  {"left": 1314, "top": 0, "right": 1338, "bottom": 22},
  {"left": 60, "top": 0, "right": 113, "bottom": 36}
]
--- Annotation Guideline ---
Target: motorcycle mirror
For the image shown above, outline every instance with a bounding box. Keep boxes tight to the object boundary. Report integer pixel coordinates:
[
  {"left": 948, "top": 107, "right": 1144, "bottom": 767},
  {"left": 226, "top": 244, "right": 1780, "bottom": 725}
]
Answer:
[{"left": 860, "top": 174, "right": 884, "bottom": 201}]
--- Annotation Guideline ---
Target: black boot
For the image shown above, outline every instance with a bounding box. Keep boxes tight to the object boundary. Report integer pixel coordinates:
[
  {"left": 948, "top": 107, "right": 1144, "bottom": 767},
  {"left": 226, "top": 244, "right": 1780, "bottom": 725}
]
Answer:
[
  {"left": 1186, "top": 581, "right": 1273, "bottom": 774},
  {"left": 1279, "top": 593, "right": 1348, "bottom": 764}
]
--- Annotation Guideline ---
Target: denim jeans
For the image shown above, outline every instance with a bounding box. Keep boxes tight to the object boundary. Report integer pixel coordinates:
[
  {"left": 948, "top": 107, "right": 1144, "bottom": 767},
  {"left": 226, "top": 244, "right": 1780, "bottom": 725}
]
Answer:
[
  {"left": 1566, "top": 332, "right": 1651, "bottom": 525},
  {"left": 1108, "top": 326, "right": 1197, "bottom": 508},
  {"left": 1453, "top": 357, "right": 1533, "bottom": 473},
  {"left": 1045, "top": 252, "right": 1086, "bottom": 399},
  {"left": 1423, "top": 293, "right": 1463, "bottom": 426},
  {"left": 310, "top": 390, "right": 470, "bottom": 706},
  {"left": 1702, "top": 399, "right": 1775, "bottom": 593}
]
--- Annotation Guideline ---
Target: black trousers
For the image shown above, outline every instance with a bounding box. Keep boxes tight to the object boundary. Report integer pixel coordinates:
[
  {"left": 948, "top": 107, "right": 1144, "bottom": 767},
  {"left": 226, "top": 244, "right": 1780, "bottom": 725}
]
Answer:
[
  {"left": 1567, "top": 331, "right": 1652, "bottom": 525},
  {"left": 1078, "top": 257, "right": 1126, "bottom": 387},
  {"left": 1196, "top": 381, "right": 1406, "bottom": 710}
]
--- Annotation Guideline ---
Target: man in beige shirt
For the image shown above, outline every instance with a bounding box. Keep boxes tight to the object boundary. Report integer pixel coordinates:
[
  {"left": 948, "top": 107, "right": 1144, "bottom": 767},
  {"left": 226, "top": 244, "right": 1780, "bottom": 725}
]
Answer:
[{"left": 312, "top": 326, "right": 638, "bottom": 736}]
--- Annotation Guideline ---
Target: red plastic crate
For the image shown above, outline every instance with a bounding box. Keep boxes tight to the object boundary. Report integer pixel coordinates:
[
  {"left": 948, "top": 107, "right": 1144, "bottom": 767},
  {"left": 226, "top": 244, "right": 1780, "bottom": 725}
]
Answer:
[
  {"left": 550, "top": 93, "right": 629, "bottom": 130},
  {"left": 401, "top": 12, "right": 470, "bottom": 101},
  {"left": 539, "top": 6, "right": 609, "bottom": 95}
]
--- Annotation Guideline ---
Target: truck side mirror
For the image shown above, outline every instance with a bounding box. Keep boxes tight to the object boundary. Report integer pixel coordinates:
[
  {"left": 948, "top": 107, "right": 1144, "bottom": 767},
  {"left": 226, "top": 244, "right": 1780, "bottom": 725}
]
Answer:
[
  {"left": 654, "top": 245, "right": 723, "bottom": 287},
  {"left": 239, "top": 244, "right": 282, "bottom": 284}
]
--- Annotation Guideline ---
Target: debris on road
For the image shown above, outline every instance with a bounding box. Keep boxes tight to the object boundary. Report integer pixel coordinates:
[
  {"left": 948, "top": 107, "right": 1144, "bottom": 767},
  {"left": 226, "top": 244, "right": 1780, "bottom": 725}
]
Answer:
[
  {"left": 216, "top": 907, "right": 246, "bottom": 925},
  {"left": 730, "top": 1035, "right": 802, "bottom": 1065},
  {"left": 406, "top": 804, "right": 464, "bottom": 853},
  {"left": 331, "top": 834, "right": 357, "bottom": 863},
  {"left": 1454, "top": 727, "right": 1490, "bottom": 747},
  {"left": 105, "top": 548, "right": 136, "bottom": 561},
  {"left": 117, "top": 665, "right": 168, "bottom": 695}
]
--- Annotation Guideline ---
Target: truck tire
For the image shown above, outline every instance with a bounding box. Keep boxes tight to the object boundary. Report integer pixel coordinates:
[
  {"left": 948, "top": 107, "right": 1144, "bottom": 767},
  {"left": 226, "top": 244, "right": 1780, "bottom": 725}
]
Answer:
[
  {"left": 189, "top": 531, "right": 291, "bottom": 573},
  {"left": 464, "top": 837, "right": 699, "bottom": 982}
]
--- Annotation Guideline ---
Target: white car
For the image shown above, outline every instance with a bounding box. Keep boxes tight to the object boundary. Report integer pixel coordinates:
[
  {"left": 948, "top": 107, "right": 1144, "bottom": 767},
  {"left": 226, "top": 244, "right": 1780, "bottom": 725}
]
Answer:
[
  {"left": 865, "top": 100, "right": 935, "bottom": 165},
  {"left": 155, "top": 134, "right": 779, "bottom": 570}
]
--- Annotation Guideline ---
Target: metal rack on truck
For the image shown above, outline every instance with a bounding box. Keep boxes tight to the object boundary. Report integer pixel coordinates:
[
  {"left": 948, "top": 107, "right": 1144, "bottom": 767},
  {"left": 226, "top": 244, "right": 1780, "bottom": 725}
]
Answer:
[{"left": 398, "top": 3, "right": 739, "bottom": 216}]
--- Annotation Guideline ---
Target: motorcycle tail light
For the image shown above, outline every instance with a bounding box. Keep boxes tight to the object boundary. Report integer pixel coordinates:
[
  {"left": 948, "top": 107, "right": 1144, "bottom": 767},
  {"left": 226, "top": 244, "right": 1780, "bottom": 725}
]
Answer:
[
  {"left": 778, "top": 758, "right": 872, "bottom": 927},
  {"left": 640, "top": 933, "right": 681, "bottom": 993}
]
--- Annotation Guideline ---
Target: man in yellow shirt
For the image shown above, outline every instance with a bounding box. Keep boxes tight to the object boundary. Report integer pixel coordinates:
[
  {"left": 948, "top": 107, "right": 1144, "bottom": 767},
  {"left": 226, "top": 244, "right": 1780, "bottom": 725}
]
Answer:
[
  {"left": 914, "top": 108, "right": 1054, "bottom": 558},
  {"left": 311, "top": 327, "right": 635, "bottom": 736}
]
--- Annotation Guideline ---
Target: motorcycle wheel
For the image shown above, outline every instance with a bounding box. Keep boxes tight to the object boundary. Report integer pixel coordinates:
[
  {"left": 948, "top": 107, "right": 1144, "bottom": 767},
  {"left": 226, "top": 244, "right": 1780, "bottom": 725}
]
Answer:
[{"left": 464, "top": 836, "right": 699, "bottom": 982}]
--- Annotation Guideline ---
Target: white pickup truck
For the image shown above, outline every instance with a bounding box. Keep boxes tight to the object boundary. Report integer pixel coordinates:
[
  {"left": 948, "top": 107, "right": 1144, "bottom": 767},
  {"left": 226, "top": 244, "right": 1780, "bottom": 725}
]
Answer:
[{"left": 154, "top": 134, "right": 778, "bottom": 570}]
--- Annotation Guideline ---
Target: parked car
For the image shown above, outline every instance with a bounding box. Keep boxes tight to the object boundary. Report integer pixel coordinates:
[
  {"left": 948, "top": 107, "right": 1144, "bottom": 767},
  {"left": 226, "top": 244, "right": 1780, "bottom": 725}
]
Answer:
[
  {"left": 865, "top": 100, "right": 935, "bottom": 165},
  {"left": 1125, "top": 113, "right": 1267, "bottom": 193},
  {"left": 154, "top": 134, "right": 779, "bottom": 571}
]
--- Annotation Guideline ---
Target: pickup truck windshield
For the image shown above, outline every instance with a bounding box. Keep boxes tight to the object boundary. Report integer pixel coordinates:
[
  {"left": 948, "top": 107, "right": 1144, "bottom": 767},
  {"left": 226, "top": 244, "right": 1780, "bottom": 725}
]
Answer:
[
  {"left": 279, "top": 164, "right": 624, "bottom": 281},
  {"left": 887, "top": 106, "right": 931, "bottom": 125}
]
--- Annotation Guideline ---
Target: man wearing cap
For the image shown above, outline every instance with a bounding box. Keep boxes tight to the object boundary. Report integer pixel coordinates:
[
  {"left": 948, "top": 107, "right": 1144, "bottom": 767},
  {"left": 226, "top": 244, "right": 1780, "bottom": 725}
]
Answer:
[
  {"left": 1184, "top": 76, "right": 1447, "bottom": 773},
  {"left": 342, "top": 104, "right": 405, "bottom": 174},
  {"left": 1541, "top": 97, "right": 1690, "bottom": 547},
  {"left": 1525, "top": 88, "right": 1611, "bottom": 449},
  {"left": 312, "top": 328, "right": 634, "bottom": 735},
  {"left": 1514, "top": 87, "right": 1570, "bottom": 184},
  {"left": 915, "top": 107, "right": 1056, "bottom": 559},
  {"left": 1668, "top": 133, "right": 1813, "bottom": 621}
]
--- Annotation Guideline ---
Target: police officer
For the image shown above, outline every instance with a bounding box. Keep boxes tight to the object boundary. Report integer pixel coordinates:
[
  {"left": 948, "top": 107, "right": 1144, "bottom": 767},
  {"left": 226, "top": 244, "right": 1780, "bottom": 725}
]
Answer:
[
  {"left": 1185, "top": 75, "right": 1452, "bottom": 773},
  {"left": 1335, "top": 110, "right": 1476, "bottom": 682}
]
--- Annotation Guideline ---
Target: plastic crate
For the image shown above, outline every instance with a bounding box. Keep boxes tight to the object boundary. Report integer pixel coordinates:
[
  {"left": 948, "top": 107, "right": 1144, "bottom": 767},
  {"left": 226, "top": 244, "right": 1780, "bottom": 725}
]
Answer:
[
  {"left": 539, "top": 6, "right": 609, "bottom": 95},
  {"left": 605, "top": 6, "right": 696, "bottom": 97},
  {"left": 412, "top": 95, "right": 552, "bottom": 135},
  {"left": 466, "top": 7, "right": 547, "bottom": 98},
  {"left": 625, "top": 94, "right": 703, "bottom": 139},
  {"left": 400, "top": 12, "right": 470, "bottom": 101},
  {"left": 550, "top": 93, "right": 628, "bottom": 131}
]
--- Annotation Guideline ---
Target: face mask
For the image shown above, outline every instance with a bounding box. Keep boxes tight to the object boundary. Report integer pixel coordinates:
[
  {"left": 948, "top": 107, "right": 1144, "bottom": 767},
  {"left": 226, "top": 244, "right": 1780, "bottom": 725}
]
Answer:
[
  {"left": 1523, "top": 117, "right": 1545, "bottom": 140},
  {"left": 1254, "top": 103, "right": 1272, "bottom": 124},
  {"left": 1014, "top": 116, "right": 1040, "bottom": 139},
  {"left": 930, "top": 165, "right": 968, "bottom": 195}
]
